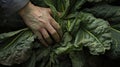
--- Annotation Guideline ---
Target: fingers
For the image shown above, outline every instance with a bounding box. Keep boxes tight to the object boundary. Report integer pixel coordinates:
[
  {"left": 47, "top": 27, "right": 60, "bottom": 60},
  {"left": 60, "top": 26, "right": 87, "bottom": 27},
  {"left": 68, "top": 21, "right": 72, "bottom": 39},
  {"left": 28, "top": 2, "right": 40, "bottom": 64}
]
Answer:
[
  {"left": 30, "top": 17, "right": 61, "bottom": 46},
  {"left": 47, "top": 8, "right": 61, "bottom": 17},
  {"left": 21, "top": 6, "right": 63, "bottom": 47},
  {"left": 32, "top": 30, "right": 48, "bottom": 47},
  {"left": 37, "top": 17, "right": 61, "bottom": 43},
  {"left": 47, "top": 8, "right": 52, "bottom": 15},
  {"left": 45, "top": 23, "right": 60, "bottom": 42},
  {"left": 39, "top": 28, "right": 53, "bottom": 45},
  {"left": 50, "top": 18, "right": 63, "bottom": 38}
]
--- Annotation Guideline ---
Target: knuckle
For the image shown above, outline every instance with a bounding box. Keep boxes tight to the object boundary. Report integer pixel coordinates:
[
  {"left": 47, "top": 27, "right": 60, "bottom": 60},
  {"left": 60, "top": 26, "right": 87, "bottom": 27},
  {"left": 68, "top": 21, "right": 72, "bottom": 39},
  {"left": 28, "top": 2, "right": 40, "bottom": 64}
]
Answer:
[
  {"left": 36, "top": 27, "right": 43, "bottom": 32},
  {"left": 42, "top": 21, "right": 47, "bottom": 24},
  {"left": 57, "top": 25, "right": 61, "bottom": 29},
  {"left": 44, "top": 36, "right": 50, "bottom": 39},
  {"left": 51, "top": 30, "right": 56, "bottom": 35},
  {"left": 50, "top": 18, "right": 54, "bottom": 21},
  {"left": 40, "top": 21, "right": 48, "bottom": 26},
  {"left": 47, "top": 8, "right": 52, "bottom": 13},
  {"left": 55, "top": 22, "right": 60, "bottom": 26},
  {"left": 54, "top": 22, "right": 61, "bottom": 29},
  {"left": 43, "top": 34, "right": 49, "bottom": 39},
  {"left": 38, "top": 19, "right": 47, "bottom": 24},
  {"left": 37, "top": 26, "right": 42, "bottom": 30},
  {"left": 32, "top": 26, "right": 40, "bottom": 31},
  {"left": 48, "top": 17, "right": 53, "bottom": 21}
]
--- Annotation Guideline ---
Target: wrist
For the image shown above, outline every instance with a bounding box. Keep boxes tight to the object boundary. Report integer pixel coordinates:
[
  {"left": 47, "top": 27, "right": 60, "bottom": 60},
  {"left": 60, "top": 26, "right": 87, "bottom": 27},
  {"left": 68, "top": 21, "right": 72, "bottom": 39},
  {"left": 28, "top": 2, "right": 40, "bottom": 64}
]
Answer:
[{"left": 18, "top": 2, "right": 35, "bottom": 16}]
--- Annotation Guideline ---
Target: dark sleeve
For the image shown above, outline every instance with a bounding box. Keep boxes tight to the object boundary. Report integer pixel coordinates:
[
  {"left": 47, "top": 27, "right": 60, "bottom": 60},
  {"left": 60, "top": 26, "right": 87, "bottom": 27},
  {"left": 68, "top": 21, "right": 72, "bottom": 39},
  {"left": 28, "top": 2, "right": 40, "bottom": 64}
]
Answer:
[{"left": 0, "top": 0, "right": 29, "bottom": 16}]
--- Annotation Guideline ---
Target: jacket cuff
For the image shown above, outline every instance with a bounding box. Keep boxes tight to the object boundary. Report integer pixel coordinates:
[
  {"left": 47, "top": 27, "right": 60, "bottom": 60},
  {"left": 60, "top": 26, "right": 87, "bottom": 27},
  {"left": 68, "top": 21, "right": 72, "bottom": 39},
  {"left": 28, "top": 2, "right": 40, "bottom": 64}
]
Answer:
[{"left": 5, "top": 0, "right": 29, "bottom": 16}]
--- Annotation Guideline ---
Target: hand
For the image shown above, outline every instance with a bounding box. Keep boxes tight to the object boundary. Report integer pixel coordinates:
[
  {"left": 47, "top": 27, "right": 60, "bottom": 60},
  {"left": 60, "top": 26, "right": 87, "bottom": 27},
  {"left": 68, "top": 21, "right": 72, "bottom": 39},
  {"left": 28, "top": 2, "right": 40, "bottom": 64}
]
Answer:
[{"left": 19, "top": 2, "right": 62, "bottom": 46}]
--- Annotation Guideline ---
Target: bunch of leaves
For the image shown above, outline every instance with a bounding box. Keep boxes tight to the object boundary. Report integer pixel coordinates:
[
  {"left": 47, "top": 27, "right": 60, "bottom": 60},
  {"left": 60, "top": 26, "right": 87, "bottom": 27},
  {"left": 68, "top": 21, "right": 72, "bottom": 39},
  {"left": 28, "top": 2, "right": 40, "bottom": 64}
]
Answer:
[
  {"left": 0, "top": 0, "right": 120, "bottom": 67},
  {"left": 84, "top": 3, "right": 120, "bottom": 59},
  {"left": 0, "top": 28, "right": 36, "bottom": 66}
]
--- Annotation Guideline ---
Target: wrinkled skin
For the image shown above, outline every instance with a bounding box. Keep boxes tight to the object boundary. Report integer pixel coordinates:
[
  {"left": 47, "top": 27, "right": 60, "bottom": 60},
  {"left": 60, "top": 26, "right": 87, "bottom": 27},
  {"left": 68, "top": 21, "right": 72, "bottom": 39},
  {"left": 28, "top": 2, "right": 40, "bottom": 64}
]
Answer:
[{"left": 19, "top": 2, "right": 62, "bottom": 46}]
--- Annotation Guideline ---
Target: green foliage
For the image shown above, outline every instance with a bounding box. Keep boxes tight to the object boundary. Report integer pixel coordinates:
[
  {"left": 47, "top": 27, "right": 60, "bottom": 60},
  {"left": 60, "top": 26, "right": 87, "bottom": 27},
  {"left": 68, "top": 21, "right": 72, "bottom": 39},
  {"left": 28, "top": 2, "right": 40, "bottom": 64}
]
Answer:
[
  {"left": 0, "top": 0, "right": 120, "bottom": 67},
  {"left": 106, "top": 27, "right": 120, "bottom": 59},
  {"left": 0, "top": 28, "right": 35, "bottom": 66},
  {"left": 84, "top": 4, "right": 120, "bottom": 23}
]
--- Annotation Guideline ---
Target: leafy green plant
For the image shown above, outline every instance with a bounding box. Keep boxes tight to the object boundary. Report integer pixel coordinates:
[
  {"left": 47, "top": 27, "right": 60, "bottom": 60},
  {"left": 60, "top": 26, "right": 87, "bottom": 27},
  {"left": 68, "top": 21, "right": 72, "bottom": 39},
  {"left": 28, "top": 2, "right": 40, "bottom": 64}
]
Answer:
[{"left": 0, "top": 0, "right": 120, "bottom": 67}]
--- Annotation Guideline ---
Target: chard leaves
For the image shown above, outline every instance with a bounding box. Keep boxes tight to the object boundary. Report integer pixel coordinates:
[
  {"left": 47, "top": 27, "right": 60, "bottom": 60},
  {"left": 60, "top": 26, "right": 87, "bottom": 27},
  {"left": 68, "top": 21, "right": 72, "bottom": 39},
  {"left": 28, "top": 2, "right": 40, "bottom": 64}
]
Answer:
[
  {"left": 84, "top": 4, "right": 120, "bottom": 23},
  {"left": 1, "top": 0, "right": 120, "bottom": 67},
  {"left": 0, "top": 29, "right": 35, "bottom": 66},
  {"left": 79, "top": 12, "right": 111, "bottom": 55},
  {"left": 106, "top": 27, "right": 120, "bottom": 59}
]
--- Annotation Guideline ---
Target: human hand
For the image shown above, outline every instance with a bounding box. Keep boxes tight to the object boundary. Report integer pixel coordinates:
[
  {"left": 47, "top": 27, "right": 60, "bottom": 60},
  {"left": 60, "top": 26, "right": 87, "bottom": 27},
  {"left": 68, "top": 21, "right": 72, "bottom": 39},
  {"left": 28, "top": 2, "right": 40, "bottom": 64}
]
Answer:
[{"left": 19, "top": 2, "right": 62, "bottom": 46}]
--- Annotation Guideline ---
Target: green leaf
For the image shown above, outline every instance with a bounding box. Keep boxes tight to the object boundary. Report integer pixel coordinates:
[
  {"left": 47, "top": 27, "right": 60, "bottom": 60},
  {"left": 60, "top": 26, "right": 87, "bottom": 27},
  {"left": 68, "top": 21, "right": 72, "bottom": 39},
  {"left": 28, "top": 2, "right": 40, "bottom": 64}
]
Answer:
[
  {"left": 0, "top": 0, "right": 116, "bottom": 67},
  {"left": 69, "top": 51, "right": 86, "bottom": 67},
  {"left": 78, "top": 12, "right": 112, "bottom": 55},
  {"left": 0, "top": 29, "right": 35, "bottom": 66},
  {"left": 0, "top": 28, "right": 27, "bottom": 40},
  {"left": 23, "top": 53, "right": 36, "bottom": 67},
  {"left": 44, "top": 0, "right": 58, "bottom": 18},
  {"left": 106, "top": 27, "right": 120, "bottom": 59},
  {"left": 84, "top": 4, "right": 120, "bottom": 23}
]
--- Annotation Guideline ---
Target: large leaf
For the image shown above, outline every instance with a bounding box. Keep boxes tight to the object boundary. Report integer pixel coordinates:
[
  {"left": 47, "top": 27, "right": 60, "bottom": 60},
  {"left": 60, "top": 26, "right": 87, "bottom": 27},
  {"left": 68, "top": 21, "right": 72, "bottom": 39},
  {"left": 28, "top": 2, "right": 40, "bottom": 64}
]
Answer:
[
  {"left": 106, "top": 27, "right": 120, "bottom": 59},
  {"left": 0, "top": 29, "right": 35, "bottom": 66},
  {"left": 77, "top": 12, "right": 111, "bottom": 55},
  {"left": 0, "top": 28, "right": 27, "bottom": 40},
  {"left": 0, "top": 0, "right": 115, "bottom": 67},
  {"left": 84, "top": 4, "right": 120, "bottom": 23}
]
